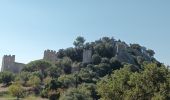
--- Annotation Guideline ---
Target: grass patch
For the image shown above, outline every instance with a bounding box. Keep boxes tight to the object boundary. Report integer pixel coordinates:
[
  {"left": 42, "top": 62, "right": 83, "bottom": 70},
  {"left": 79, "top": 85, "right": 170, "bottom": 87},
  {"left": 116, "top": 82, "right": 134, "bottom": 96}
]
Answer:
[{"left": 23, "top": 95, "right": 48, "bottom": 100}]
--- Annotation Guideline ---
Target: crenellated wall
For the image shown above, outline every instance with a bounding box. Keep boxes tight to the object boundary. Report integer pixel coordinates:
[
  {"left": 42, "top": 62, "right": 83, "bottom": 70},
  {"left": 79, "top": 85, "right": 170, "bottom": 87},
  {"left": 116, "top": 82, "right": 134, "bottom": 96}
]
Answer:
[
  {"left": 43, "top": 49, "right": 58, "bottom": 63},
  {"left": 1, "top": 55, "right": 25, "bottom": 73}
]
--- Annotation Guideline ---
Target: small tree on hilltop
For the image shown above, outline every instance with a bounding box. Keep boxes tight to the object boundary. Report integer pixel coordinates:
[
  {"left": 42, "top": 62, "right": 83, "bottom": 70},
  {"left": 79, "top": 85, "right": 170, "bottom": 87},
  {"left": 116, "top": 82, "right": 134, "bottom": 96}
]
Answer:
[{"left": 73, "top": 36, "right": 85, "bottom": 48}]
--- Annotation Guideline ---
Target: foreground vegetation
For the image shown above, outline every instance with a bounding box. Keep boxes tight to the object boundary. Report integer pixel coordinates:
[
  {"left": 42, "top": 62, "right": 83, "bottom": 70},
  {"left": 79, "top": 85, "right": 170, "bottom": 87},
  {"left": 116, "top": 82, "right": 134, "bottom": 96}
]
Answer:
[{"left": 0, "top": 36, "right": 169, "bottom": 100}]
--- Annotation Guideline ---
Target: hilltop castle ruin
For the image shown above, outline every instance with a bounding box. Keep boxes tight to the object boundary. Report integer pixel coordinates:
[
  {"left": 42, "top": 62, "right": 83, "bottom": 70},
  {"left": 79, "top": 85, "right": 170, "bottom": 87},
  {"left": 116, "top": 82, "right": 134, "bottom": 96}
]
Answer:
[
  {"left": 1, "top": 55, "right": 25, "bottom": 73},
  {"left": 43, "top": 49, "right": 58, "bottom": 63},
  {"left": 1, "top": 49, "right": 92, "bottom": 73},
  {"left": 1, "top": 39, "right": 153, "bottom": 74}
]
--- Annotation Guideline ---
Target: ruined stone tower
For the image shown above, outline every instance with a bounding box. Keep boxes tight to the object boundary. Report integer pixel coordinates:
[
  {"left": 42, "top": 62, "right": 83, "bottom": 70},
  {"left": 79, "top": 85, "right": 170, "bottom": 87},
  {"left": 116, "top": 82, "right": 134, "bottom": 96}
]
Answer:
[
  {"left": 1, "top": 55, "right": 15, "bottom": 71},
  {"left": 83, "top": 49, "right": 92, "bottom": 64},
  {"left": 43, "top": 49, "right": 58, "bottom": 63},
  {"left": 1, "top": 55, "right": 25, "bottom": 73}
]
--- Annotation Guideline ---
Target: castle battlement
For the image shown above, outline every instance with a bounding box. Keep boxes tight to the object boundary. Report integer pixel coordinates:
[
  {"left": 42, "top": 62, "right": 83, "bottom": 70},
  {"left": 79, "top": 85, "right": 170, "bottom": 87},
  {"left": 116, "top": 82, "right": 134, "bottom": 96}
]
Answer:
[
  {"left": 43, "top": 49, "right": 58, "bottom": 63},
  {"left": 3, "top": 55, "right": 15, "bottom": 58},
  {"left": 44, "top": 49, "right": 57, "bottom": 55},
  {"left": 1, "top": 55, "right": 25, "bottom": 73},
  {"left": 2, "top": 55, "right": 15, "bottom": 63}
]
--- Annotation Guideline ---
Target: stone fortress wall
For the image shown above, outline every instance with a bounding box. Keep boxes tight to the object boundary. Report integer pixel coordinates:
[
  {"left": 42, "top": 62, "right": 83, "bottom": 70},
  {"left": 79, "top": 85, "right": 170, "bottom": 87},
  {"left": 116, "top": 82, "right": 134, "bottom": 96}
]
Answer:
[
  {"left": 43, "top": 49, "right": 58, "bottom": 63},
  {"left": 1, "top": 49, "right": 92, "bottom": 73},
  {"left": 1, "top": 55, "right": 25, "bottom": 73},
  {"left": 83, "top": 49, "right": 92, "bottom": 64},
  {"left": 1, "top": 40, "right": 152, "bottom": 73}
]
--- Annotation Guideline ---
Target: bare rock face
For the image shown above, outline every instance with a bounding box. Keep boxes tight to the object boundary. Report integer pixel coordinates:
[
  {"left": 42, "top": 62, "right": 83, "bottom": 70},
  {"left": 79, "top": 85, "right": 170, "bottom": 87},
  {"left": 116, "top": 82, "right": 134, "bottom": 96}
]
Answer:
[
  {"left": 116, "top": 51, "right": 136, "bottom": 65},
  {"left": 115, "top": 42, "right": 136, "bottom": 64},
  {"left": 82, "top": 40, "right": 154, "bottom": 66},
  {"left": 113, "top": 41, "right": 153, "bottom": 65},
  {"left": 115, "top": 41, "right": 129, "bottom": 55}
]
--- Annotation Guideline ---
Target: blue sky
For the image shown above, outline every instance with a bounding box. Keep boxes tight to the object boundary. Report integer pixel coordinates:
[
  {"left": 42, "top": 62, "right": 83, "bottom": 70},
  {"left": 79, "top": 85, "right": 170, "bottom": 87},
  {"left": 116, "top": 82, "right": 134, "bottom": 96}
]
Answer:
[{"left": 0, "top": 0, "right": 169, "bottom": 66}]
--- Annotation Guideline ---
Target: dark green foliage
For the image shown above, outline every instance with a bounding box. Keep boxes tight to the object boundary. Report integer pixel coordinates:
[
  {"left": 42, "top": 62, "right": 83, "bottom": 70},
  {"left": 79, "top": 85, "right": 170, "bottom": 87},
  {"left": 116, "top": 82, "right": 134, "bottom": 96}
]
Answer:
[
  {"left": 95, "top": 63, "right": 111, "bottom": 77},
  {"left": 147, "top": 49, "right": 155, "bottom": 57},
  {"left": 23, "top": 60, "right": 52, "bottom": 73},
  {"left": 78, "top": 83, "right": 99, "bottom": 100},
  {"left": 40, "top": 88, "right": 48, "bottom": 98},
  {"left": 73, "top": 36, "right": 85, "bottom": 48},
  {"left": 48, "top": 90, "right": 60, "bottom": 100},
  {"left": 0, "top": 71, "right": 14, "bottom": 86},
  {"left": 101, "top": 57, "right": 109, "bottom": 63},
  {"left": 97, "top": 63, "right": 170, "bottom": 100},
  {"left": 57, "top": 49, "right": 65, "bottom": 58},
  {"left": 58, "top": 48, "right": 83, "bottom": 62},
  {"left": 110, "top": 57, "right": 122, "bottom": 70},
  {"left": 48, "top": 79, "right": 61, "bottom": 90},
  {"left": 41, "top": 78, "right": 61, "bottom": 99},
  {"left": 59, "top": 88, "right": 92, "bottom": 100},
  {"left": 47, "top": 66, "right": 61, "bottom": 78},
  {"left": 62, "top": 57, "right": 72, "bottom": 74},
  {"left": 58, "top": 74, "right": 76, "bottom": 88},
  {"left": 78, "top": 68, "right": 97, "bottom": 83},
  {"left": 130, "top": 43, "right": 142, "bottom": 51},
  {"left": 93, "top": 37, "right": 116, "bottom": 58},
  {"left": 92, "top": 54, "right": 101, "bottom": 64}
]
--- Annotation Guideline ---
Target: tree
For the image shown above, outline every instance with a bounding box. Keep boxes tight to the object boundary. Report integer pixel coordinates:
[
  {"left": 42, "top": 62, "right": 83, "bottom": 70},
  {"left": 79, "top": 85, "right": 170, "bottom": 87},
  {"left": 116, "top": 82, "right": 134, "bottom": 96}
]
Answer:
[
  {"left": 57, "top": 49, "right": 65, "bottom": 58},
  {"left": 62, "top": 57, "right": 72, "bottom": 74},
  {"left": 147, "top": 49, "right": 155, "bottom": 57},
  {"left": 28, "top": 75, "right": 41, "bottom": 94},
  {"left": 44, "top": 76, "right": 52, "bottom": 86},
  {"left": 73, "top": 36, "right": 85, "bottom": 48},
  {"left": 0, "top": 71, "right": 14, "bottom": 86},
  {"left": 41, "top": 79, "right": 62, "bottom": 99},
  {"left": 101, "top": 57, "right": 109, "bottom": 63},
  {"left": 78, "top": 83, "right": 99, "bottom": 100},
  {"left": 95, "top": 63, "right": 111, "bottom": 77},
  {"left": 23, "top": 60, "right": 52, "bottom": 75},
  {"left": 97, "top": 63, "right": 170, "bottom": 100},
  {"left": 110, "top": 57, "right": 122, "bottom": 70},
  {"left": 93, "top": 38, "right": 115, "bottom": 58},
  {"left": 16, "top": 72, "right": 31, "bottom": 86},
  {"left": 28, "top": 75, "right": 41, "bottom": 88},
  {"left": 58, "top": 75, "right": 76, "bottom": 88},
  {"left": 47, "top": 66, "right": 61, "bottom": 78},
  {"left": 130, "top": 44, "right": 142, "bottom": 51},
  {"left": 78, "top": 68, "right": 97, "bottom": 83},
  {"left": 92, "top": 54, "right": 101, "bottom": 65},
  {"left": 8, "top": 83, "right": 24, "bottom": 100}
]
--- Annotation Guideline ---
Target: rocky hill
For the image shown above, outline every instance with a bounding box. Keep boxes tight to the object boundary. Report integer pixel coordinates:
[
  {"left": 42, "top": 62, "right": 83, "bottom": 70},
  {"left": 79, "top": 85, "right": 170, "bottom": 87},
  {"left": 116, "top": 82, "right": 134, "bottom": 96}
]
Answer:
[
  {"left": 56, "top": 36, "right": 158, "bottom": 72},
  {"left": 1, "top": 36, "right": 168, "bottom": 100}
]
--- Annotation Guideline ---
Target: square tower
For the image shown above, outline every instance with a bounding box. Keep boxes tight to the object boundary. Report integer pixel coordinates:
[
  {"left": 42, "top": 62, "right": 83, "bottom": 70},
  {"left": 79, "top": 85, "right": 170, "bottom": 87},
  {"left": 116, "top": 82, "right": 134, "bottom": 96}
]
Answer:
[
  {"left": 1, "top": 55, "right": 15, "bottom": 71},
  {"left": 83, "top": 49, "right": 92, "bottom": 64},
  {"left": 43, "top": 49, "right": 58, "bottom": 63}
]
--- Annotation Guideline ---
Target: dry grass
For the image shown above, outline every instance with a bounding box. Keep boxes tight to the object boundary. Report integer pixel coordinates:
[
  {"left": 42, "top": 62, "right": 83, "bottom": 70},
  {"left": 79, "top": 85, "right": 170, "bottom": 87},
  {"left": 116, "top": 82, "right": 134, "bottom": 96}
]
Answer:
[
  {"left": 23, "top": 96, "right": 48, "bottom": 100},
  {"left": 0, "top": 84, "right": 8, "bottom": 93}
]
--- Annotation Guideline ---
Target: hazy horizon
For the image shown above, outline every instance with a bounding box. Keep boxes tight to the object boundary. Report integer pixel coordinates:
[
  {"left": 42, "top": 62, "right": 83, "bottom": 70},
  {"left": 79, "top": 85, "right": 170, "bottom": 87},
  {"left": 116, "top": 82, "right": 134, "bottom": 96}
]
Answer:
[{"left": 0, "top": 0, "right": 170, "bottom": 67}]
